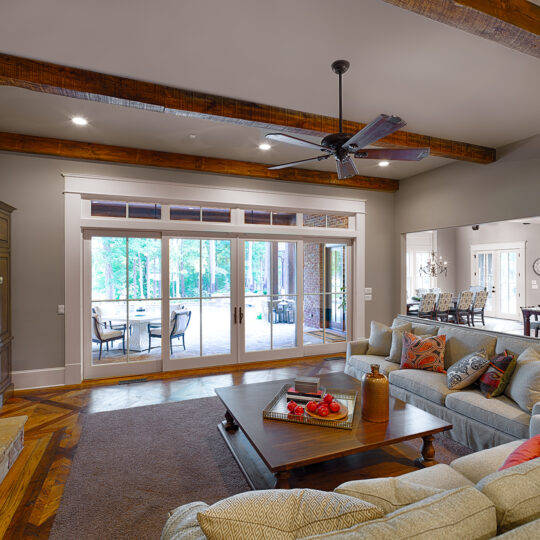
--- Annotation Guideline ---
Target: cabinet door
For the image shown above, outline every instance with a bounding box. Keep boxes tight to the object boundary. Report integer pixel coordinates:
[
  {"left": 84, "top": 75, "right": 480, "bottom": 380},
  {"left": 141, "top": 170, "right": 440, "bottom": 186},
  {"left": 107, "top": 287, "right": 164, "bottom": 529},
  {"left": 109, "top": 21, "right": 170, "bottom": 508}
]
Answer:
[
  {"left": 0, "top": 341, "right": 10, "bottom": 392},
  {"left": 0, "top": 253, "right": 9, "bottom": 341},
  {"left": 0, "top": 210, "right": 9, "bottom": 250}
]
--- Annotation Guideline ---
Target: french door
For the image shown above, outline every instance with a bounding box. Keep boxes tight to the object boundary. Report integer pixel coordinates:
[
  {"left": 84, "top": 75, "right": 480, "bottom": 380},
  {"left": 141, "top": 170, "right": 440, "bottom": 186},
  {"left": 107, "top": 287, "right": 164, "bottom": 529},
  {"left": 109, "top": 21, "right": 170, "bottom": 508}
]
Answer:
[
  {"left": 84, "top": 233, "right": 350, "bottom": 379},
  {"left": 472, "top": 244, "right": 525, "bottom": 320}
]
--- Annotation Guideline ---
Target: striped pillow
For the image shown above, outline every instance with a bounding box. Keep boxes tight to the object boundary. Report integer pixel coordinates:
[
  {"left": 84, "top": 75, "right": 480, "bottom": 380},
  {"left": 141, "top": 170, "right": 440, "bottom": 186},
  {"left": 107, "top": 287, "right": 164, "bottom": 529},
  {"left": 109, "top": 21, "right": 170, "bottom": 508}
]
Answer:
[
  {"left": 400, "top": 332, "right": 446, "bottom": 373},
  {"left": 479, "top": 351, "right": 516, "bottom": 398}
]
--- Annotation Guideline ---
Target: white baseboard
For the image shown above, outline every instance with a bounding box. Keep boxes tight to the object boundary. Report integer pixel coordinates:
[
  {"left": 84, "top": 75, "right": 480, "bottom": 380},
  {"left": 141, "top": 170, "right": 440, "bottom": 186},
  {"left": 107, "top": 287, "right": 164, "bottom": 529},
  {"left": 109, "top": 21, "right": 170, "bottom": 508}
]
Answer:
[{"left": 12, "top": 367, "right": 66, "bottom": 390}]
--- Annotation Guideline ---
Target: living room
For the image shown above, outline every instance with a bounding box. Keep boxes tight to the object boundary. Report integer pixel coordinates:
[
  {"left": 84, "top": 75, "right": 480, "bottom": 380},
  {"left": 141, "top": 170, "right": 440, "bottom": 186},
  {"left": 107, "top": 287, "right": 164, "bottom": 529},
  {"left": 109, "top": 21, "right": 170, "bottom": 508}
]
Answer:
[{"left": 1, "top": 1, "right": 540, "bottom": 539}]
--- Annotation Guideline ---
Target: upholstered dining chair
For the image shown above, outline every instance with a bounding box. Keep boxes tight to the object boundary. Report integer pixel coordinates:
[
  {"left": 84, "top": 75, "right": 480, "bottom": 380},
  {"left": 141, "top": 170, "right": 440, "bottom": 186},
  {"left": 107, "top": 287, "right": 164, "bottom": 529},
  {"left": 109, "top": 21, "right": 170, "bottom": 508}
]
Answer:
[
  {"left": 469, "top": 290, "right": 489, "bottom": 326},
  {"left": 451, "top": 291, "right": 474, "bottom": 325},
  {"left": 417, "top": 293, "right": 437, "bottom": 319},
  {"left": 434, "top": 292, "right": 453, "bottom": 322},
  {"left": 91, "top": 313, "right": 126, "bottom": 360},
  {"left": 531, "top": 313, "right": 540, "bottom": 338},
  {"left": 148, "top": 310, "right": 191, "bottom": 354}
]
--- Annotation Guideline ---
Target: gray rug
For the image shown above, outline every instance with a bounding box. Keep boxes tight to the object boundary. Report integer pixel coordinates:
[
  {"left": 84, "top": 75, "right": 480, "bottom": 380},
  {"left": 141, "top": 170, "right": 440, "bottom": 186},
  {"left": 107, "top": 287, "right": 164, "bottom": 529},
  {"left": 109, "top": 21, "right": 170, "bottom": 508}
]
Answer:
[
  {"left": 49, "top": 397, "right": 250, "bottom": 540},
  {"left": 50, "top": 396, "right": 473, "bottom": 540}
]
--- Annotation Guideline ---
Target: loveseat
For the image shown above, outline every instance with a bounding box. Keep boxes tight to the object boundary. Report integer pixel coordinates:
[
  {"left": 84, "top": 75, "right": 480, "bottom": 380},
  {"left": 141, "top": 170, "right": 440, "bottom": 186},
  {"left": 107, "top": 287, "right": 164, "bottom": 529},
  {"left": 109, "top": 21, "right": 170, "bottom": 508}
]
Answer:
[
  {"left": 162, "top": 437, "right": 540, "bottom": 539},
  {"left": 346, "top": 315, "right": 540, "bottom": 451}
]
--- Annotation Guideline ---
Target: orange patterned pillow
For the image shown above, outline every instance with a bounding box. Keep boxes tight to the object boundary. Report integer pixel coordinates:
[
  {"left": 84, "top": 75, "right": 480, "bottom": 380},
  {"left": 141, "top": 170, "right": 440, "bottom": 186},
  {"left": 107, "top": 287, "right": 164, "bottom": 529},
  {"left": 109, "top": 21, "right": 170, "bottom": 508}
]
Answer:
[{"left": 400, "top": 332, "right": 446, "bottom": 373}]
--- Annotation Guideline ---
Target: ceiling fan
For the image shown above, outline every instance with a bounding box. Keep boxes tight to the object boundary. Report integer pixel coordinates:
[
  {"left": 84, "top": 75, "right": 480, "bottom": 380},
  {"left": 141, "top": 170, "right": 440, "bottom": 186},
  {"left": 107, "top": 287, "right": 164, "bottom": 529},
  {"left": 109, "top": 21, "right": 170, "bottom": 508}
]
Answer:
[{"left": 266, "top": 60, "right": 430, "bottom": 179}]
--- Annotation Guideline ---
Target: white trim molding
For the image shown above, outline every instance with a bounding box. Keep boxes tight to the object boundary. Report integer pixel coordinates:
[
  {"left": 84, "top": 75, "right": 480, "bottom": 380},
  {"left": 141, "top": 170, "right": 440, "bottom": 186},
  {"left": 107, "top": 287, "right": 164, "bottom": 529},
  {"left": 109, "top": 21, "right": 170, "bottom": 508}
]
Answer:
[{"left": 13, "top": 367, "right": 65, "bottom": 390}]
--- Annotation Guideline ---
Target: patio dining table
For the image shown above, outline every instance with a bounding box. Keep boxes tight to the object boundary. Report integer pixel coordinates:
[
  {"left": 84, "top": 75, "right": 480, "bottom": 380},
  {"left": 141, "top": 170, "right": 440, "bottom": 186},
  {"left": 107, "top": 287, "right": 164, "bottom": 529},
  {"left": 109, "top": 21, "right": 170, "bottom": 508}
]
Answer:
[{"left": 108, "top": 312, "right": 161, "bottom": 351}]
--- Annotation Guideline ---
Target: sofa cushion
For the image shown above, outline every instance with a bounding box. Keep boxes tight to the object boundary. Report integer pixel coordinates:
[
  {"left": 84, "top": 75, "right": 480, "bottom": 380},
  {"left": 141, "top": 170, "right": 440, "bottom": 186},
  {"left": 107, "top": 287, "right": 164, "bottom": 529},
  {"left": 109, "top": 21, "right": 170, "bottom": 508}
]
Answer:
[
  {"left": 494, "top": 517, "right": 540, "bottom": 539},
  {"left": 301, "top": 487, "right": 496, "bottom": 540},
  {"left": 197, "top": 488, "right": 383, "bottom": 540},
  {"left": 334, "top": 477, "right": 442, "bottom": 514},
  {"left": 476, "top": 457, "right": 540, "bottom": 533},
  {"left": 499, "top": 435, "right": 540, "bottom": 471},
  {"left": 445, "top": 391, "right": 530, "bottom": 439},
  {"left": 389, "top": 369, "right": 457, "bottom": 405},
  {"left": 399, "top": 463, "right": 474, "bottom": 490},
  {"left": 400, "top": 332, "right": 446, "bottom": 373},
  {"left": 162, "top": 502, "right": 209, "bottom": 540},
  {"left": 504, "top": 347, "right": 540, "bottom": 412},
  {"left": 446, "top": 350, "right": 490, "bottom": 390},
  {"left": 367, "top": 321, "right": 411, "bottom": 356},
  {"left": 479, "top": 351, "right": 517, "bottom": 398},
  {"left": 450, "top": 440, "right": 525, "bottom": 484},
  {"left": 438, "top": 325, "right": 497, "bottom": 369},
  {"left": 347, "top": 355, "right": 400, "bottom": 377}
]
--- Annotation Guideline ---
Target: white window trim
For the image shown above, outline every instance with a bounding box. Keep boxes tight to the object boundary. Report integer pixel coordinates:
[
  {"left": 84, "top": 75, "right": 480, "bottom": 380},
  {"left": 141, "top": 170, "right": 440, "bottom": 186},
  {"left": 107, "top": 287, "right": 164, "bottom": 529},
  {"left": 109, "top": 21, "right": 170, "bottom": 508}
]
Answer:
[{"left": 64, "top": 174, "right": 366, "bottom": 384}]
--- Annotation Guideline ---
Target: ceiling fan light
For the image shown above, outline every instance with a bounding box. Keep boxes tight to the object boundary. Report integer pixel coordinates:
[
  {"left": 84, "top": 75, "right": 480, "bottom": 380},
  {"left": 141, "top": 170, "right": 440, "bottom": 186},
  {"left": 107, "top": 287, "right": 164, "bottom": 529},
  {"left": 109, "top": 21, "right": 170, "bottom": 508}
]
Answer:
[{"left": 336, "top": 156, "right": 358, "bottom": 179}]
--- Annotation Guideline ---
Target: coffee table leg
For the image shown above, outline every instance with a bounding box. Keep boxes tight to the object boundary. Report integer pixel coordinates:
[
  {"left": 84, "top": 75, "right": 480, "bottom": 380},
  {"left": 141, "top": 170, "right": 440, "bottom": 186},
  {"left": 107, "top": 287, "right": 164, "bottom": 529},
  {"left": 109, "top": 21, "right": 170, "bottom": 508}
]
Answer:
[
  {"left": 275, "top": 471, "right": 291, "bottom": 489},
  {"left": 414, "top": 434, "right": 437, "bottom": 468},
  {"left": 224, "top": 410, "right": 239, "bottom": 432}
]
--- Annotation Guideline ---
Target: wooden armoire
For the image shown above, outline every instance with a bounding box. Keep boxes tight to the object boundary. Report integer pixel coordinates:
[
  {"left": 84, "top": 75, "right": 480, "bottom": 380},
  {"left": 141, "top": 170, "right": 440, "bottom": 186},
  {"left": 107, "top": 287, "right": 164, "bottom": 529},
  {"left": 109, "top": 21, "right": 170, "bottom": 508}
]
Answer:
[{"left": 0, "top": 201, "right": 15, "bottom": 406}]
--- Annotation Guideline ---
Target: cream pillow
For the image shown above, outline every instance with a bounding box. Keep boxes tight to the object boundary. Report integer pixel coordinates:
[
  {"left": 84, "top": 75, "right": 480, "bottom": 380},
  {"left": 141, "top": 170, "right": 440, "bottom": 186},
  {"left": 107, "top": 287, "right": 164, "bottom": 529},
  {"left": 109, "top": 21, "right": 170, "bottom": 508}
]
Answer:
[
  {"left": 367, "top": 321, "right": 411, "bottom": 356},
  {"left": 334, "top": 477, "right": 442, "bottom": 514},
  {"left": 197, "top": 488, "right": 382, "bottom": 540},
  {"left": 476, "top": 457, "right": 540, "bottom": 533},
  {"left": 504, "top": 347, "right": 540, "bottom": 412}
]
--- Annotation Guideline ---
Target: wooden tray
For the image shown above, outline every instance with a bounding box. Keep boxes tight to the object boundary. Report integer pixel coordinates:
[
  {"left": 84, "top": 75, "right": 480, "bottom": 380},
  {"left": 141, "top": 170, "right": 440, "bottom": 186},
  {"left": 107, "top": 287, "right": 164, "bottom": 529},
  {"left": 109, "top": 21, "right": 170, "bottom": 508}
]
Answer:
[{"left": 305, "top": 400, "right": 348, "bottom": 421}]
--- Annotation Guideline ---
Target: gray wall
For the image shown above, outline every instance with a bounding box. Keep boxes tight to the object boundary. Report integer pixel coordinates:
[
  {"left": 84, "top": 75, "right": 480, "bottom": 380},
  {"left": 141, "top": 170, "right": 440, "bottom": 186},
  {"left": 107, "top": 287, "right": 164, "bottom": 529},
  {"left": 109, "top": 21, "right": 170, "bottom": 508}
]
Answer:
[
  {"left": 0, "top": 151, "right": 395, "bottom": 372},
  {"left": 395, "top": 134, "right": 540, "bottom": 313}
]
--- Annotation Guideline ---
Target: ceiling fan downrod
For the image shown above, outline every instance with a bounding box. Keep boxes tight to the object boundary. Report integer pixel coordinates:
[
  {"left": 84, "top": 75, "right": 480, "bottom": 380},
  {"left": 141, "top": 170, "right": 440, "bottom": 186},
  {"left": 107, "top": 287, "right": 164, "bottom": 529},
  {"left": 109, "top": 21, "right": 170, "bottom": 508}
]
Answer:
[{"left": 331, "top": 60, "right": 350, "bottom": 134}]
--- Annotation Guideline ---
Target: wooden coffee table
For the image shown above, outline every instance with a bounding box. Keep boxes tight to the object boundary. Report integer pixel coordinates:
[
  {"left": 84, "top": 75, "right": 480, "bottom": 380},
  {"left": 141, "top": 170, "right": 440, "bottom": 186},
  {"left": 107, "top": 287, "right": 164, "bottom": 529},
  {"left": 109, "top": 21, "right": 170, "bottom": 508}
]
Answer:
[{"left": 216, "top": 372, "right": 452, "bottom": 490}]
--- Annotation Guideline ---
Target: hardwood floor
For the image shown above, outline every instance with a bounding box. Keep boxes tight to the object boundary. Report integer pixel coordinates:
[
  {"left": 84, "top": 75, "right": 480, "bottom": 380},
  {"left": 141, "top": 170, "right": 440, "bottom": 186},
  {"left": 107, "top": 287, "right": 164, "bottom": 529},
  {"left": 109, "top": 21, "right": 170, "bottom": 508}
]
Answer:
[{"left": 0, "top": 355, "right": 345, "bottom": 539}]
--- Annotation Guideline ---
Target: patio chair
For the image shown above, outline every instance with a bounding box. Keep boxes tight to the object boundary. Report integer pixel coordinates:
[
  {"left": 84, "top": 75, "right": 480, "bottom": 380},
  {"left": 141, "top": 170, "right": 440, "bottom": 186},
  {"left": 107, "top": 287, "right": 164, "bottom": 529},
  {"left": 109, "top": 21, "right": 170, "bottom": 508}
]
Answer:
[
  {"left": 148, "top": 310, "right": 191, "bottom": 354},
  {"left": 469, "top": 290, "right": 489, "bottom": 326},
  {"left": 417, "top": 293, "right": 437, "bottom": 319},
  {"left": 451, "top": 291, "right": 474, "bottom": 325},
  {"left": 92, "top": 313, "right": 126, "bottom": 360},
  {"left": 434, "top": 292, "right": 453, "bottom": 322}
]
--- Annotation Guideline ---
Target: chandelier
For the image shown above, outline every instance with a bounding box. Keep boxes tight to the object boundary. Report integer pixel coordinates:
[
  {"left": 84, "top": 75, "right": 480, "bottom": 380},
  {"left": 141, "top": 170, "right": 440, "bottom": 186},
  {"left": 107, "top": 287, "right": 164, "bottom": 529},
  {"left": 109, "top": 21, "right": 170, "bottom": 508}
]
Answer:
[{"left": 420, "top": 251, "right": 448, "bottom": 277}]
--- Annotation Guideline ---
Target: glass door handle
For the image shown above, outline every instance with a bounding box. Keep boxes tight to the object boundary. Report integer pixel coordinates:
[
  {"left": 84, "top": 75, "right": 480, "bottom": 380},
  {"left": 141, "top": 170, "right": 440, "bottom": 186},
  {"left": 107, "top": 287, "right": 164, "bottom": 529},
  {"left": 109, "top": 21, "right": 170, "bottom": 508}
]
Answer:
[
  {"left": 239, "top": 307, "right": 244, "bottom": 324},
  {"left": 233, "top": 306, "right": 237, "bottom": 324}
]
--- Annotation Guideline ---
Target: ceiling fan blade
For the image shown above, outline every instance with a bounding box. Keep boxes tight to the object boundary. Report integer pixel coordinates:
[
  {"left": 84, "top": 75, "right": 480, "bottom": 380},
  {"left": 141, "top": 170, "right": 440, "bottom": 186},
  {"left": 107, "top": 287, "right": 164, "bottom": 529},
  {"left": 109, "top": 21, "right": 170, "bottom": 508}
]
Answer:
[
  {"left": 354, "top": 147, "right": 430, "bottom": 161},
  {"left": 335, "top": 156, "right": 359, "bottom": 180},
  {"left": 268, "top": 154, "right": 331, "bottom": 170},
  {"left": 266, "top": 133, "right": 331, "bottom": 153},
  {"left": 343, "top": 114, "right": 407, "bottom": 151}
]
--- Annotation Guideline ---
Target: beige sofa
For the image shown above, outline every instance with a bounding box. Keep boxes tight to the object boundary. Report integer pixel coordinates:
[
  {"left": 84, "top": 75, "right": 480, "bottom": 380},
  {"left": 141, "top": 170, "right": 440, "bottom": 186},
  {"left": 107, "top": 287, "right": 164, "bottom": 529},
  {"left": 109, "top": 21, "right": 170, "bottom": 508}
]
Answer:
[
  {"left": 162, "top": 439, "right": 540, "bottom": 539},
  {"left": 346, "top": 314, "right": 540, "bottom": 451}
]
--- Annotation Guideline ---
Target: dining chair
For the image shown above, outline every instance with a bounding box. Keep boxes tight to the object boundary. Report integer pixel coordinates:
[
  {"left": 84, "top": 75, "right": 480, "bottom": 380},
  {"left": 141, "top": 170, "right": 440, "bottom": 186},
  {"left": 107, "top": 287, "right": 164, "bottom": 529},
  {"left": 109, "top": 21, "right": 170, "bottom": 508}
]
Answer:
[
  {"left": 434, "top": 292, "right": 453, "bottom": 322},
  {"left": 452, "top": 291, "right": 474, "bottom": 325},
  {"left": 91, "top": 313, "right": 126, "bottom": 360},
  {"left": 148, "top": 310, "right": 192, "bottom": 354},
  {"left": 417, "top": 293, "right": 437, "bottom": 319},
  {"left": 469, "top": 290, "right": 489, "bottom": 326}
]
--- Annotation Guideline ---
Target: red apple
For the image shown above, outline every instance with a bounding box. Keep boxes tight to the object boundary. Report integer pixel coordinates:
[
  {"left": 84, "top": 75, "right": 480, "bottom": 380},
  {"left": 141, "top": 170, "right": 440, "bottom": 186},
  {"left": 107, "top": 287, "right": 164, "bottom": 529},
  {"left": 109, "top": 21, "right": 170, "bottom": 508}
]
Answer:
[
  {"left": 306, "top": 401, "right": 318, "bottom": 413},
  {"left": 294, "top": 405, "right": 304, "bottom": 416},
  {"left": 329, "top": 401, "right": 340, "bottom": 413},
  {"left": 287, "top": 400, "right": 297, "bottom": 412},
  {"left": 323, "top": 393, "right": 334, "bottom": 404},
  {"left": 317, "top": 406, "right": 329, "bottom": 417}
]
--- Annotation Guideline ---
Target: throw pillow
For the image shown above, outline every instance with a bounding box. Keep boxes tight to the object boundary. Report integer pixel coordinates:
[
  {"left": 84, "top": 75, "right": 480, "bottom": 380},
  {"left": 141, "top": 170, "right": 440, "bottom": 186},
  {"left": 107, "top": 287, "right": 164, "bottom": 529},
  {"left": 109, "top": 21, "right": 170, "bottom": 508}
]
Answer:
[
  {"left": 367, "top": 321, "right": 411, "bottom": 356},
  {"left": 446, "top": 350, "right": 489, "bottom": 390},
  {"left": 400, "top": 332, "right": 446, "bottom": 373},
  {"left": 504, "top": 347, "right": 540, "bottom": 412},
  {"left": 499, "top": 435, "right": 540, "bottom": 471},
  {"left": 479, "top": 351, "right": 517, "bottom": 398},
  {"left": 388, "top": 331, "right": 431, "bottom": 364},
  {"left": 334, "top": 477, "right": 443, "bottom": 514},
  {"left": 197, "top": 488, "right": 383, "bottom": 540}
]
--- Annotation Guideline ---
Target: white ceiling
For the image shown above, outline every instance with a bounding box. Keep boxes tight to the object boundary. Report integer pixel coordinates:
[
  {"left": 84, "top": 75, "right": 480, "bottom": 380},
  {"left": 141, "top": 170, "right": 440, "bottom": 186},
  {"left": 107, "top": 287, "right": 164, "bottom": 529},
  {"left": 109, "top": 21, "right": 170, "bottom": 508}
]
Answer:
[{"left": 0, "top": 0, "right": 539, "bottom": 180}]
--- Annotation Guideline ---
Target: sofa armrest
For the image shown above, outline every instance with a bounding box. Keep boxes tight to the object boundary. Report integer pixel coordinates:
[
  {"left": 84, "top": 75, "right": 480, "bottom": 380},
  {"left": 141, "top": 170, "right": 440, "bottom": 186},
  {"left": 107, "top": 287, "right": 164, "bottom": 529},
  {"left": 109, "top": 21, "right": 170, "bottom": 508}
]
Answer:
[
  {"left": 161, "top": 501, "right": 208, "bottom": 540},
  {"left": 346, "top": 338, "right": 369, "bottom": 359}
]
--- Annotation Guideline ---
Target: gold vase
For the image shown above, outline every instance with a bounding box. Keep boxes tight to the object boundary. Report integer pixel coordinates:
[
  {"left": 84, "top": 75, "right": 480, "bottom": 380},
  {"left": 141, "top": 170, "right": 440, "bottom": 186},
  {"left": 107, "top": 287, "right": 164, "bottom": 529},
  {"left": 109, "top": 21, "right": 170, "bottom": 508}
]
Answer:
[{"left": 361, "top": 364, "right": 389, "bottom": 422}]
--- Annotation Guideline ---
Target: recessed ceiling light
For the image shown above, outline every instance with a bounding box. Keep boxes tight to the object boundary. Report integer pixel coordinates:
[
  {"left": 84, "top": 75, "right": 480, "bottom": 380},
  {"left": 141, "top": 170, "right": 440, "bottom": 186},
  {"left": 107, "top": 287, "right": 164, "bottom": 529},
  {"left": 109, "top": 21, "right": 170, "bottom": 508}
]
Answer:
[
  {"left": 378, "top": 160, "right": 390, "bottom": 167},
  {"left": 188, "top": 133, "right": 197, "bottom": 139},
  {"left": 71, "top": 116, "right": 88, "bottom": 126},
  {"left": 258, "top": 143, "right": 271, "bottom": 151}
]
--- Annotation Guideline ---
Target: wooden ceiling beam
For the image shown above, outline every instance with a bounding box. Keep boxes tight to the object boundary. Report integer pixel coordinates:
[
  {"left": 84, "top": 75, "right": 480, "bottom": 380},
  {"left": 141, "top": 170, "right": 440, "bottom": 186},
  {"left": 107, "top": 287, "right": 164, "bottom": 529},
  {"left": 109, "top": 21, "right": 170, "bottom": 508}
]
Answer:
[
  {"left": 0, "top": 132, "right": 399, "bottom": 192},
  {"left": 381, "top": 0, "right": 540, "bottom": 58},
  {"left": 0, "top": 53, "right": 495, "bottom": 164}
]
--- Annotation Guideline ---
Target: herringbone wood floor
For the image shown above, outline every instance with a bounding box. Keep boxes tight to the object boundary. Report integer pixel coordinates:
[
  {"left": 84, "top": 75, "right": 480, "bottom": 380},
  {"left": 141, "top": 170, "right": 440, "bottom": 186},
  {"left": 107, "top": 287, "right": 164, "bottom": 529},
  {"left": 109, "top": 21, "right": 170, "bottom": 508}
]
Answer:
[{"left": 0, "top": 355, "right": 345, "bottom": 539}]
